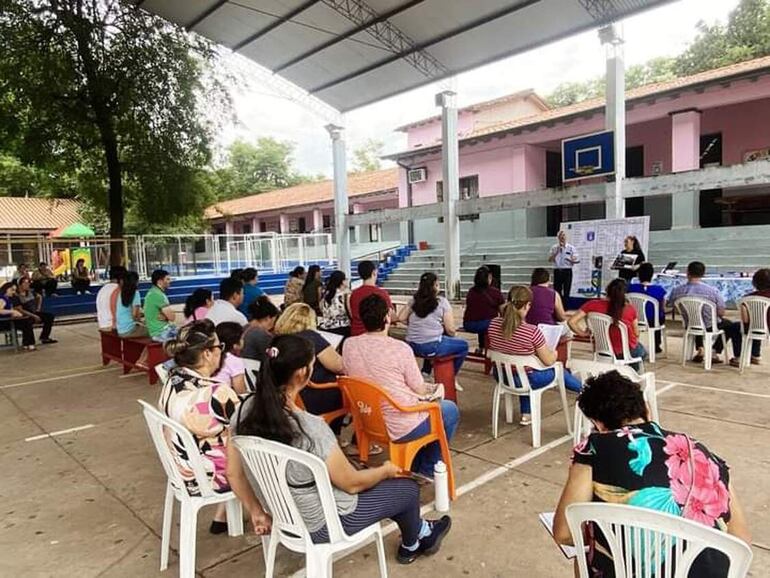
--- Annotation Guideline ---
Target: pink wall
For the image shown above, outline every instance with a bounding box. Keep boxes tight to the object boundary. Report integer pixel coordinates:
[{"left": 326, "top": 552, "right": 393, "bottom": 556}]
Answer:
[
  {"left": 702, "top": 97, "right": 770, "bottom": 165},
  {"left": 405, "top": 113, "right": 475, "bottom": 149},
  {"left": 627, "top": 117, "right": 671, "bottom": 175}
]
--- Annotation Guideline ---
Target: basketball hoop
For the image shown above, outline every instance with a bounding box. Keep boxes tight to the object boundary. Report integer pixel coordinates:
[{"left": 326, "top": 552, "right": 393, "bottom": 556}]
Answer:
[{"left": 575, "top": 166, "right": 597, "bottom": 176}]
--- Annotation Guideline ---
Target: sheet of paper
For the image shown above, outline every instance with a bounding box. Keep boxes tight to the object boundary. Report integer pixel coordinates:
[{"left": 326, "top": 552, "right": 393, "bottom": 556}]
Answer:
[
  {"left": 538, "top": 323, "right": 563, "bottom": 352},
  {"left": 317, "top": 330, "right": 344, "bottom": 351},
  {"left": 538, "top": 512, "right": 577, "bottom": 559}
]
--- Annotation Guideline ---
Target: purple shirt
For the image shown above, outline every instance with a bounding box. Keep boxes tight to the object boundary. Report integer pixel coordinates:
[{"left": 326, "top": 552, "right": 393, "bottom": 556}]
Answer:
[
  {"left": 526, "top": 285, "right": 558, "bottom": 325},
  {"left": 669, "top": 281, "right": 724, "bottom": 327}
]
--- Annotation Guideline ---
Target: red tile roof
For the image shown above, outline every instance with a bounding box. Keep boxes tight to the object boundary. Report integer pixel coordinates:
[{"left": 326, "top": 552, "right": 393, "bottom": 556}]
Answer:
[
  {"left": 0, "top": 197, "right": 81, "bottom": 233},
  {"left": 205, "top": 168, "right": 399, "bottom": 220},
  {"left": 388, "top": 55, "right": 770, "bottom": 158}
]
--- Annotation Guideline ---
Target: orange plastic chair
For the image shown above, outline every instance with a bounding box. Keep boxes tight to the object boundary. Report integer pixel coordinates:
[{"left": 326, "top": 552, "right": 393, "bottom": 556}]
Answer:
[
  {"left": 338, "top": 376, "right": 456, "bottom": 500},
  {"left": 295, "top": 381, "right": 350, "bottom": 426}
]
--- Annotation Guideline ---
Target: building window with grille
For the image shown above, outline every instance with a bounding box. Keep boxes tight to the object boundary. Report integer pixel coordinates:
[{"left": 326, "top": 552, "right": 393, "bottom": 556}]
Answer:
[{"left": 436, "top": 175, "right": 479, "bottom": 222}]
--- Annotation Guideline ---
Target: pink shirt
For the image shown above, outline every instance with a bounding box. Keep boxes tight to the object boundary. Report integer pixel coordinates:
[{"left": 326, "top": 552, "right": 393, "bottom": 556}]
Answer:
[
  {"left": 342, "top": 334, "right": 427, "bottom": 439},
  {"left": 213, "top": 352, "right": 245, "bottom": 387},
  {"left": 185, "top": 305, "right": 211, "bottom": 325}
]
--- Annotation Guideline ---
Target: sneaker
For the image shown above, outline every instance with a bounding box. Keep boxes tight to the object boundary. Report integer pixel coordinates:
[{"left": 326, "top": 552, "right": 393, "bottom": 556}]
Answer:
[
  {"left": 519, "top": 414, "right": 532, "bottom": 426},
  {"left": 454, "top": 380, "right": 464, "bottom": 392},
  {"left": 396, "top": 516, "right": 452, "bottom": 564},
  {"left": 751, "top": 357, "right": 761, "bottom": 365},
  {"left": 40, "top": 338, "right": 58, "bottom": 344}
]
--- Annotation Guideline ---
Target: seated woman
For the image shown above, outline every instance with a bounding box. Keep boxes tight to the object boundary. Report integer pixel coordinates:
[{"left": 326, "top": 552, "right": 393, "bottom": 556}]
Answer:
[
  {"left": 0, "top": 281, "right": 36, "bottom": 351},
  {"left": 488, "top": 286, "right": 582, "bottom": 426},
  {"left": 273, "top": 303, "right": 346, "bottom": 433},
  {"left": 242, "top": 296, "right": 280, "bottom": 364},
  {"left": 399, "top": 272, "right": 469, "bottom": 378},
  {"left": 283, "top": 266, "right": 305, "bottom": 309},
  {"left": 318, "top": 270, "right": 351, "bottom": 338},
  {"left": 213, "top": 321, "right": 247, "bottom": 394},
  {"left": 553, "top": 371, "right": 750, "bottom": 577},
  {"left": 741, "top": 267, "right": 770, "bottom": 364},
  {"left": 568, "top": 278, "right": 646, "bottom": 369},
  {"left": 226, "top": 334, "right": 452, "bottom": 564},
  {"left": 526, "top": 268, "right": 567, "bottom": 330},
  {"left": 159, "top": 320, "right": 241, "bottom": 534},
  {"left": 183, "top": 288, "right": 214, "bottom": 325},
  {"left": 17, "top": 276, "right": 56, "bottom": 344},
  {"left": 462, "top": 265, "right": 504, "bottom": 353},
  {"left": 302, "top": 264, "right": 323, "bottom": 315},
  {"left": 71, "top": 258, "right": 91, "bottom": 294},
  {"left": 343, "top": 294, "right": 459, "bottom": 477},
  {"left": 116, "top": 271, "right": 148, "bottom": 338}
]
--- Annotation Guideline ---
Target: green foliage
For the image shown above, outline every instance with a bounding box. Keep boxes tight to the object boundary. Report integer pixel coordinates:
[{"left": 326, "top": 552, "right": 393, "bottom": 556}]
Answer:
[
  {"left": 546, "top": 0, "right": 770, "bottom": 107},
  {"left": 352, "top": 138, "right": 384, "bottom": 173}
]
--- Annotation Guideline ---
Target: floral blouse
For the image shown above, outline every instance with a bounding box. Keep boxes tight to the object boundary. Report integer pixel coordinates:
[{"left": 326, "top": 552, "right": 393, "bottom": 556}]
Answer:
[
  {"left": 573, "top": 422, "right": 731, "bottom": 577},
  {"left": 158, "top": 366, "right": 240, "bottom": 495},
  {"left": 318, "top": 290, "right": 350, "bottom": 330}
]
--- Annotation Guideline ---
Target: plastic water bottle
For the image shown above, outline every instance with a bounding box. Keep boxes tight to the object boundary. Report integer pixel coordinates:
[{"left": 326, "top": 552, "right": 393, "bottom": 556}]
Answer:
[{"left": 433, "top": 461, "right": 450, "bottom": 513}]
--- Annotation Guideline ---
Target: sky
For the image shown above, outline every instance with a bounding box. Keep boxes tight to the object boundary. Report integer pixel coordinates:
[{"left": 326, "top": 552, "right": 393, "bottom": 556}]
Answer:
[{"left": 220, "top": 0, "right": 741, "bottom": 178}]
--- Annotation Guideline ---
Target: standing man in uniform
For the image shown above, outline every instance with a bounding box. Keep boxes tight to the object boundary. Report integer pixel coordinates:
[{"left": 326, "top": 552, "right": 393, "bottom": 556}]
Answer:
[{"left": 548, "top": 230, "right": 579, "bottom": 306}]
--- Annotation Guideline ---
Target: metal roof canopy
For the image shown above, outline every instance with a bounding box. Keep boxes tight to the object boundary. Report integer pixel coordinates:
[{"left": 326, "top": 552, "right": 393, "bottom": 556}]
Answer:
[{"left": 136, "top": 0, "right": 674, "bottom": 113}]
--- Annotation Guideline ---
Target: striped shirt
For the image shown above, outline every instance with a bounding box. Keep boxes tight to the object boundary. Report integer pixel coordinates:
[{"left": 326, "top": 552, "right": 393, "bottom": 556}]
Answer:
[{"left": 487, "top": 318, "right": 546, "bottom": 357}]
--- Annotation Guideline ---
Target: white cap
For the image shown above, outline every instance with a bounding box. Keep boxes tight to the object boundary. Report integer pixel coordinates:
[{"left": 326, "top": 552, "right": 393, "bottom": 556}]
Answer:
[{"left": 434, "top": 460, "right": 447, "bottom": 473}]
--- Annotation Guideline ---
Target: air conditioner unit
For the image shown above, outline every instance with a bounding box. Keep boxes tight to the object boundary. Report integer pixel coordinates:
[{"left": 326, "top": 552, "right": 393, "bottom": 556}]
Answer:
[{"left": 407, "top": 167, "right": 427, "bottom": 184}]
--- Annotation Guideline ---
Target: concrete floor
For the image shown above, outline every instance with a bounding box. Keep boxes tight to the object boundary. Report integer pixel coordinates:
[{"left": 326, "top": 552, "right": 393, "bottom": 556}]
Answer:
[{"left": 1, "top": 321, "right": 768, "bottom": 577}]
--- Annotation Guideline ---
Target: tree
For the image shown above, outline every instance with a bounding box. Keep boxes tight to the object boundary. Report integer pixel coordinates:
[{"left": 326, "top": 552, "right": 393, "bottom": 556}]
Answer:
[
  {"left": 351, "top": 138, "right": 383, "bottom": 173},
  {"left": 0, "top": 0, "right": 229, "bottom": 263}
]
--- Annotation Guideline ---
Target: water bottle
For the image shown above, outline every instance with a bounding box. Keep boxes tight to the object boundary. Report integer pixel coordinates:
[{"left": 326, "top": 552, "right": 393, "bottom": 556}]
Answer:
[{"left": 433, "top": 460, "right": 450, "bottom": 513}]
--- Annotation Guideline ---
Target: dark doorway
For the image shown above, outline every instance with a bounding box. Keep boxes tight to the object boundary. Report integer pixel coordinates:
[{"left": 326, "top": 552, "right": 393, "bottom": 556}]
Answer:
[
  {"left": 298, "top": 217, "right": 307, "bottom": 233},
  {"left": 699, "top": 133, "right": 723, "bottom": 228},
  {"left": 625, "top": 146, "right": 645, "bottom": 216}
]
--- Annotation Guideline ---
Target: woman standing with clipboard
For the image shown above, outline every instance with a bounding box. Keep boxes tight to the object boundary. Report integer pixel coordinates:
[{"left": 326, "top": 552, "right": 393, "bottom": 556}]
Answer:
[{"left": 616, "top": 235, "right": 645, "bottom": 282}]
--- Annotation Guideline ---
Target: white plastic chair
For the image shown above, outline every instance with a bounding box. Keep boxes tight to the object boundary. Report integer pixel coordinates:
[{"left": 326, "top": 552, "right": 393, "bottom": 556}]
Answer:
[
  {"left": 586, "top": 312, "right": 644, "bottom": 370},
  {"left": 243, "top": 358, "right": 261, "bottom": 392},
  {"left": 674, "top": 296, "right": 726, "bottom": 371},
  {"left": 232, "top": 435, "right": 388, "bottom": 578},
  {"left": 568, "top": 360, "right": 660, "bottom": 446},
  {"left": 737, "top": 295, "right": 770, "bottom": 373},
  {"left": 155, "top": 363, "right": 170, "bottom": 386},
  {"left": 487, "top": 351, "right": 572, "bottom": 448},
  {"left": 627, "top": 293, "right": 668, "bottom": 363},
  {"left": 138, "top": 400, "right": 243, "bottom": 578},
  {"left": 566, "top": 503, "right": 753, "bottom": 578}
]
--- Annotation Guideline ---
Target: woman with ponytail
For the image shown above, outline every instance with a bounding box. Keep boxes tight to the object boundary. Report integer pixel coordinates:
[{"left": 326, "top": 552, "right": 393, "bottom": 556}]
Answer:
[
  {"left": 159, "top": 319, "right": 241, "bottom": 534},
  {"left": 226, "top": 334, "right": 452, "bottom": 563},
  {"left": 488, "top": 286, "right": 582, "bottom": 426}
]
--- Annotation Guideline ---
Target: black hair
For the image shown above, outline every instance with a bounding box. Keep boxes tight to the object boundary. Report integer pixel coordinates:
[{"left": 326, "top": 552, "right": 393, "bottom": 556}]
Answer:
[
  {"left": 151, "top": 269, "right": 169, "bottom": 286},
  {"left": 687, "top": 261, "right": 706, "bottom": 278},
  {"left": 357, "top": 260, "right": 376, "bottom": 281},
  {"left": 531, "top": 267, "right": 550, "bottom": 286},
  {"left": 75, "top": 258, "right": 86, "bottom": 268},
  {"left": 249, "top": 295, "right": 280, "bottom": 321},
  {"left": 473, "top": 266, "right": 490, "bottom": 291},
  {"left": 120, "top": 271, "right": 140, "bottom": 308},
  {"left": 38, "top": 262, "right": 47, "bottom": 268},
  {"left": 241, "top": 267, "right": 258, "bottom": 283},
  {"left": 606, "top": 278, "right": 627, "bottom": 325},
  {"left": 230, "top": 268, "right": 244, "bottom": 281},
  {"left": 303, "top": 265, "right": 321, "bottom": 291},
  {"left": 360, "top": 293, "right": 389, "bottom": 332},
  {"left": 578, "top": 370, "right": 648, "bottom": 430},
  {"left": 637, "top": 262, "right": 654, "bottom": 284},
  {"left": 753, "top": 268, "right": 770, "bottom": 292},
  {"left": 236, "top": 334, "right": 315, "bottom": 446},
  {"left": 323, "top": 270, "right": 346, "bottom": 305},
  {"left": 216, "top": 321, "right": 244, "bottom": 355},
  {"left": 219, "top": 277, "right": 243, "bottom": 301},
  {"left": 625, "top": 235, "right": 641, "bottom": 252},
  {"left": 110, "top": 266, "right": 127, "bottom": 282},
  {"left": 0, "top": 281, "right": 16, "bottom": 295},
  {"left": 290, "top": 266, "right": 305, "bottom": 278},
  {"left": 184, "top": 288, "right": 213, "bottom": 319},
  {"left": 164, "top": 319, "right": 218, "bottom": 368},
  {"left": 412, "top": 271, "right": 439, "bottom": 318}
]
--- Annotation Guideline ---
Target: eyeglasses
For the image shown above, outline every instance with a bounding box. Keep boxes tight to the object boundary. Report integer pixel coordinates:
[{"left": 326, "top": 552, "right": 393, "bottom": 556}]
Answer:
[{"left": 207, "top": 343, "right": 225, "bottom": 352}]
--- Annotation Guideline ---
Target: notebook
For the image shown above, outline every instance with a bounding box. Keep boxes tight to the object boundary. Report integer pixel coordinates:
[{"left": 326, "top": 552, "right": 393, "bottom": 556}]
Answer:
[
  {"left": 538, "top": 512, "right": 578, "bottom": 559},
  {"left": 537, "top": 324, "right": 563, "bottom": 352}
]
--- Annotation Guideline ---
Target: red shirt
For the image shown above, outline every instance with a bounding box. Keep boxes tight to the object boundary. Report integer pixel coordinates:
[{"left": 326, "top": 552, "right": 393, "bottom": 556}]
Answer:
[
  {"left": 349, "top": 284, "right": 393, "bottom": 336},
  {"left": 580, "top": 299, "right": 638, "bottom": 353}
]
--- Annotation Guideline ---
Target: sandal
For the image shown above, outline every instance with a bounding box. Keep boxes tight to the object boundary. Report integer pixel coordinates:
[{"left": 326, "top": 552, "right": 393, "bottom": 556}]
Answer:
[{"left": 691, "top": 353, "right": 704, "bottom": 363}]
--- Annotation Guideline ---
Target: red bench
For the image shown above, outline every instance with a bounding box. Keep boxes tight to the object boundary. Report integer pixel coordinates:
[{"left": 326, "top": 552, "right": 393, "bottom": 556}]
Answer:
[
  {"left": 100, "top": 331, "right": 169, "bottom": 385},
  {"left": 415, "top": 355, "right": 458, "bottom": 403}
]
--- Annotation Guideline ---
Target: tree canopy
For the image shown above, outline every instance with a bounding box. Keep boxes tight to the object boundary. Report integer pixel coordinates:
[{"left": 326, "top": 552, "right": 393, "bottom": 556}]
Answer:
[
  {"left": 351, "top": 138, "right": 384, "bottom": 173},
  {"left": 546, "top": 0, "right": 770, "bottom": 107}
]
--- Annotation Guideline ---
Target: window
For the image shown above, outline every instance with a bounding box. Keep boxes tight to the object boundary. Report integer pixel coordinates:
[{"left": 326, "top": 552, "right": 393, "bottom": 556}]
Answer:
[
  {"left": 368, "top": 224, "right": 380, "bottom": 242},
  {"left": 241, "top": 223, "right": 252, "bottom": 234},
  {"left": 436, "top": 175, "right": 479, "bottom": 222},
  {"left": 298, "top": 217, "right": 306, "bottom": 233},
  {"left": 259, "top": 221, "right": 267, "bottom": 233},
  {"left": 323, "top": 215, "right": 332, "bottom": 229}
]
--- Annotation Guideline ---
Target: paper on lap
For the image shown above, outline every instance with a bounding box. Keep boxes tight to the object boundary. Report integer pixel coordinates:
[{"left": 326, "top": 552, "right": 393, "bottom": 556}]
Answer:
[
  {"left": 538, "top": 512, "right": 577, "bottom": 559},
  {"left": 538, "top": 324, "right": 563, "bottom": 352},
  {"left": 317, "top": 330, "right": 344, "bottom": 350}
]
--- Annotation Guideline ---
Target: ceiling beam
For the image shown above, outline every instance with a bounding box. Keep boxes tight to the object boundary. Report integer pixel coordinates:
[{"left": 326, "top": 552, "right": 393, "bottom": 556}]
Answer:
[
  {"left": 577, "top": 0, "right": 618, "bottom": 20},
  {"left": 274, "top": 0, "right": 426, "bottom": 74},
  {"left": 232, "top": 0, "right": 321, "bottom": 52},
  {"left": 186, "top": 0, "right": 229, "bottom": 30},
  {"left": 309, "top": 0, "right": 542, "bottom": 94}
]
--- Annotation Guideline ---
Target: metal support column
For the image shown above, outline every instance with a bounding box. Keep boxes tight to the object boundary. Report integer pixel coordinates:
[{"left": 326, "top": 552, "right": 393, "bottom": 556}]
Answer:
[
  {"left": 437, "top": 90, "right": 461, "bottom": 300},
  {"left": 601, "top": 24, "right": 626, "bottom": 219},
  {"left": 327, "top": 123, "right": 351, "bottom": 278}
]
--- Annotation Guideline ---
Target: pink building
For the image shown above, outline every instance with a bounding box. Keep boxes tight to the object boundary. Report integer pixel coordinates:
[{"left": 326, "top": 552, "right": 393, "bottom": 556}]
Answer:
[
  {"left": 205, "top": 167, "right": 400, "bottom": 243},
  {"left": 387, "top": 56, "right": 770, "bottom": 244}
]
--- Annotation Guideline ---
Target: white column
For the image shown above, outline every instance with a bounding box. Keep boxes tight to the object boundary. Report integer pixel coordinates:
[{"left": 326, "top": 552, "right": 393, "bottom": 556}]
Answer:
[
  {"left": 251, "top": 216, "right": 261, "bottom": 234},
  {"left": 225, "top": 220, "right": 234, "bottom": 239},
  {"left": 313, "top": 208, "right": 323, "bottom": 232},
  {"left": 353, "top": 203, "right": 365, "bottom": 244},
  {"left": 327, "top": 124, "right": 351, "bottom": 278},
  {"left": 671, "top": 110, "right": 702, "bottom": 229},
  {"left": 279, "top": 214, "right": 290, "bottom": 234},
  {"left": 437, "top": 90, "right": 461, "bottom": 300},
  {"left": 600, "top": 24, "right": 626, "bottom": 220}
]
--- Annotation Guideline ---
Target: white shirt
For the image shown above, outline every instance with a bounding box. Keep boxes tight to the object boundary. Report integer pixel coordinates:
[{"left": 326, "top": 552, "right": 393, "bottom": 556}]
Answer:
[
  {"left": 96, "top": 282, "right": 119, "bottom": 330},
  {"left": 550, "top": 243, "right": 579, "bottom": 269},
  {"left": 205, "top": 299, "right": 248, "bottom": 327}
]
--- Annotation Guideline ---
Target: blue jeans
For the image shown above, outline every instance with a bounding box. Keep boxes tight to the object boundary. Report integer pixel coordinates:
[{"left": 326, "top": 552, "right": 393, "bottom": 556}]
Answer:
[
  {"left": 463, "top": 319, "right": 492, "bottom": 350},
  {"left": 151, "top": 324, "right": 178, "bottom": 343},
  {"left": 495, "top": 367, "right": 582, "bottom": 415},
  {"left": 408, "top": 337, "right": 469, "bottom": 375},
  {"left": 396, "top": 400, "right": 459, "bottom": 477}
]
